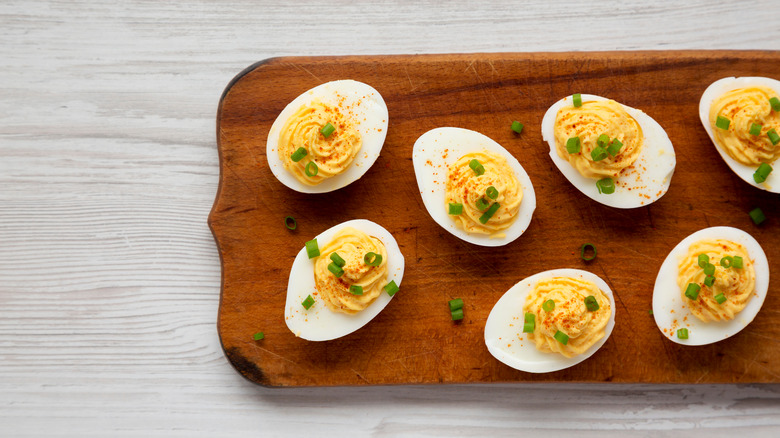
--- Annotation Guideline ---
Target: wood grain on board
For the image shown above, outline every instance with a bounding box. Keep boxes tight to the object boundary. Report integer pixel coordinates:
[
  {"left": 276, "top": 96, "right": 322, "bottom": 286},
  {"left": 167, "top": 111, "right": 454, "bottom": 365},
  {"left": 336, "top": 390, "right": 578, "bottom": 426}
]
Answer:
[{"left": 210, "top": 52, "right": 780, "bottom": 387}]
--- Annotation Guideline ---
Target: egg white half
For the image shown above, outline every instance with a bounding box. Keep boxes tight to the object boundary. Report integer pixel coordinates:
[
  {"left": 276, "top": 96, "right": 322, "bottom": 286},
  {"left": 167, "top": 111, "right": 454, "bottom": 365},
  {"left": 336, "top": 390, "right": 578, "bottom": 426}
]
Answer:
[
  {"left": 266, "top": 80, "right": 389, "bottom": 193},
  {"left": 652, "top": 226, "right": 769, "bottom": 346},
  {"left": 541, "top": 94, "right": 676, "bottom": 208},
  {"left": 699, "top": 77, "right": 780, "bottom": 193},
  {"left": 411, "top": 127, "right": 537, "bottom": 247},
  {"left": 284, "top": 219, "right": 405, "bottom": 341},
  {"left": 484, "top": 268, "right": 616, "bottom": 373}
]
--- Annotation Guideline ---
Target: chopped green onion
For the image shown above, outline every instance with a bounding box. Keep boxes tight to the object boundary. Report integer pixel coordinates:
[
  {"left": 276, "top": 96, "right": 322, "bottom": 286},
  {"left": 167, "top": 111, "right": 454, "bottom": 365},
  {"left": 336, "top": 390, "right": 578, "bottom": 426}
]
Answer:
[
  {"left": 607, "top": 138, "right": 623, "bottom": 156},
  {"left": 384, "top": 280, "right": 399, "bottom": 296},
  {"left": 511, "top": 121, "right": 524, "bottom": 134},
  {"left": 554, "top": 330, "right": 569, "bottom": 345},
  {"left": 329, "top": 252, "right": 346, "bottom": 267},
  {"left": 448, "top": 202, "right": 463, "bottom": 215},
  {"left": 704, "top": 275, "right": 715, "bottom": 287},
  {"left": 349, "top": 285, "right": 363, "bottom": 295},
  {"left": 290, "top": 147, "right": 308, "bottom": 162},
  {"left": 749, "top": 123, "right": 763, "bottom": 136},
  {"left": 715, "top": 115, "right": 730, "bottom": 130},
  {"left": 253, "top": 332, "right": 265, "bottom": 341},
  {"left": 469, "top": 159, "right": 485, "bottom": 176},
  {"left": 475, "top": 197, "right": 490, "bottom": 212},
  {"left": 714, "top": 293, "right": 727, "bottom": 304},
  {"left": 320, "top": 122, "right": 335, "bottom": 138},
  {"left": 451, "top": 308, "right": 464, "bottom": 321},
  {"left": 566, "top": 136, "right": 581, "bottom": 154},
  {"left": 677, "top": 328, "right": 689, "bottom": 340},
  {"left": 769, "top": 129, "right": 780, "bottom": 146},
  {"left": 591, "top": 146, "right": 608, "bottom": 161},
  {"left": 596, "top": 177, "right": 615, "bottom": 194},
  {"left": 302, "top": 295, "right": 315, "bottom": 310},
  {"left": 524, "top": 312, "right": 535, "bottom": 323},
  {"left": 305, "top": 161, "right": 319, "bottom": 177},
  {"left": 732, "top": 256, "right": 743, "bottom": 269},
  {"left": 364, "top": 252, "right": 382, "bottom": 266},
  {"left": 697, "top": 254, "right": 709, "bottom": 268},
  {"left": 584, "top": 295, "right": 600, "bottom": 312},
  {"left": 479, "top": 202, "right": 500, "bottom": 224},
  {"left": 720, "top": 256, "right": 733, "bottom": 268},
  {"left": 486, "top": 186, "right": 499, "bottom": 200},
  {"left": 327, "top": 262, "right": 344, "bottom": 278},
  {"left": 749, "top": 207, "right": 766, "bottom": 225},
  {"left": 685, "top": 283, "right": 701, "bottom": 300},
  {"left": 770, "top": 96, "right": 780, "bottom": 112},
  {"left": 522, "top": 314, "right": 536, "bottom": 333},
  {"left": 597, "top": 134, "right": 610, "bottom": 148},
  {"left": 449, "top": 298, "right": 464, "bottom": 311},
  {"left": 580, "top": 243, "right": 597, "bottom": 261},
  {"left": 754, "top": 163, "right": 773, "bottom": 184},
  {"left": 542, "top": 299, "right": 555, "bottom": 312},
  {"left": 284, "top": 216, "right": 297, "bottom": 230},
  {"left": 305, "top": 239, "right": 320, "bottom": 258},
  {"left": 573, "top": 93, "right": 582, "bottom": 107},
  {"left": 703, "top": 263, "right": 716, "bottom": 276}
]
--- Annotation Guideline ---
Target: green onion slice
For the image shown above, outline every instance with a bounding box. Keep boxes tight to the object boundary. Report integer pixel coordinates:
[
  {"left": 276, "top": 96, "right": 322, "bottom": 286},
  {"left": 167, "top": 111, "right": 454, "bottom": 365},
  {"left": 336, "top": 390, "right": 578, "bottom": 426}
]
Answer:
[
  {"left": 732, "top": 256, "right": 743, "bottom": 269},
  {"left": 580, "top": 243, "right": 597, "bottom": 261},
  {"left": 448, "top": 202, "right": 463, "bottom": 215},
  {"left": 715, "top": 115, "right": 730, "bottom": 130},
  {"left": 302, "top": 295, "right": 315, "bottom": 310},
  {"left": 486, "top": 186, "right": 499, "bottom": 200},
  {"left": 597, "top": 134, "right": 610, "bottom": 148},
  {"left": 290, "top": 147, "right": 308, "bottom": 162},
  {"left": 305, "top": 161, "right": 319, "bottom": 177},
  {"left": 451, "top": 308, "right": 464, "bottom": 321},
  {"left": 329, "top": 252, "right": 346, "bottom": 267},
  {"left": 305, "top": 239, "right": 320, "bottom": 259},
  {"left": 596, "top": 177, "right": 615, "bottom": 194},
  {"left": 697, "top": 254, "right": 709, "bottom": 268},
  {"left": 704, "top": 275, "right": 715, "bottom": 287},
  {"left": 703, "top": 263, "right": 716, "bottom": 276},
  {"left": 364, "top": 252, "right": 382, "bottom": 266},
  {"left": 685, "top": 283, "right": 701, "bottom": 300},
  {"left": 511, "top": 121, "right": 524, "bottom": 134},
  {"left": 754, "top": 162, "right": 772, "bottom": 184},
  {"left": 749, "top": 207, "right": 766, "bottom": 225},
  {"left": 770, "top": 96, "right": 780, "bottom": 112},
  {"left": 607, "top": 138, "right": 623, "bottom": 156},
  {"left": 769, "top": 129, "right": 780, "bottom": 146},
  {"left": 284, "top": 216, "right": 297, "bottom": 230},
  {"left": 677, "top": 328, "right": 689, "bottom": 339},
  {"left": 720, "top": 256, "right": 733, "bottom": 268},
  {"left": 584, "top": 295, "right": 600, "bottom": 311},
  {"left": 554, "top": 330, "right": 569, "bottom": 345},
  {"left": 479, "top": 202, "right": 500, "bottom": 224},
  {"left": 320, "top": 122, "right": 335, "bottom": 138},
  {"left": 714, "top": 293, "right": 727, "bottom": 304},
  {"left": 542, "top": 299, "right": 555, "bottom": 312},
  {"left": 749, "top": 123, "right": 763, "bottom": 136},
  {"left": 327, "top": 262, "right": 344, "bottom": 278},
  {"left": 591, "top": 146, "right": 608, "bottom": 161},
  {"left": 524, "top": 312, "right": 535, "bottom": 323},
  {"left": 475, "top": 197, "right": 490, "bottom": 212},
  {"left": 573, "top": 93, "right": 582, "bottom": 107},
  {"left": 449, "top": 298, "right": 464, "bottom": 312},
  {"left": 383, "top": 280, "right": 399, "bottom": 296},
  {"left": 523, "top": 321, "right": 535, "bottom": 333},
  {"left": 566, "top": 136, "right": 581, "bottom": 154},
  {"left": 349, "top": 285, "right": 364, "bottom": 295},
  {"left": 253, "top": 332, "right": 265, "bottom": 341},
  {"left": 469, "top": 159, "right": 485, "bottom": 176}
]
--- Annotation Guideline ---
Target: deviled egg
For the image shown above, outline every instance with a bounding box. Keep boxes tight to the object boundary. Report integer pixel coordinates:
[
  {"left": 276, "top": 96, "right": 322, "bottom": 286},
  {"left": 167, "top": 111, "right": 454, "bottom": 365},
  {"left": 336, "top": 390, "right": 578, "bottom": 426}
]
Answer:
[
  {"left": 284, "top": 219, "right": 404, "bottom": 341},
  {"left": 699, "top": 77, "right": 780, "bottom": 192},
  {"left": 412, "top": 127, "right": 536, "bottom": 247},
  {"left": 484, "top": 269, "right": 615, "bottom": 373},
  {"left": 266, "top": 80, "right": 389, "bottom": 193},
  {"left": 652, "top": 226, "right": 769, "bottom": 346},
  {"left": 541, "top": 94, "right": 676, "bottom": 208}
]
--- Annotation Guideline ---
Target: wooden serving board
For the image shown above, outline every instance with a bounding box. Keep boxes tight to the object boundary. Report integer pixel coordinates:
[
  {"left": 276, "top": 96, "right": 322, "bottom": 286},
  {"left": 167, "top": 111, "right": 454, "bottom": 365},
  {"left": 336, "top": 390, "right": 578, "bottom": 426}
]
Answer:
[{"left": 210, "top": 52, "right": 780, "bottom": 386}]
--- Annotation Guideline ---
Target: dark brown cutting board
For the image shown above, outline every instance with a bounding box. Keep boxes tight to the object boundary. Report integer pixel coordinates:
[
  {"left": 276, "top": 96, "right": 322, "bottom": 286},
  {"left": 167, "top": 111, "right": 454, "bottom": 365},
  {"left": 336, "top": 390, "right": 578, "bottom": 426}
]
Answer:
[{"left": 210, "top": 52, "right": 780, "bottom": 386}]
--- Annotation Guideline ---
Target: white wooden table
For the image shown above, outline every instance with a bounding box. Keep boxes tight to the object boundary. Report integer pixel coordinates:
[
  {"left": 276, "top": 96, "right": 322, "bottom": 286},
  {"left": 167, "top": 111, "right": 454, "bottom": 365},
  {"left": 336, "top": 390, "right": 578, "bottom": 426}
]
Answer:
[{"left": 2, "top": 1, "right": 780, "bottom": 436}]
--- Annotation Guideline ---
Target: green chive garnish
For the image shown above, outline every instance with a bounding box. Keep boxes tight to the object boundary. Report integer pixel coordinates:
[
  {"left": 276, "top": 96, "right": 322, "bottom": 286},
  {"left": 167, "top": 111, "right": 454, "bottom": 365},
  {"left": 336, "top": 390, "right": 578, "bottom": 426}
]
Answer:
[
  {"left": 597, "top": 134, "right": 610, "bottom": 148},
  {"left": 714, "top": 293, "right": 727, "bottom": 304},
  {"left": 704, "top": 275, "right": 715, "bottom": 287},
  {"left": 767, "top": 129, "right": 780, "bottom": 146},
  {"left": 573, "top": 93, "right": 582, "bottom": 107},
  {"left": 320, "top": 122, "right": 335, "bottom": 138},
  {"left": 290, "top": 147, "right": 308, "bottom": 162},
  {"left": 715, "top": 115, "right": 730, "bottom": 130},
  {"left": 305, "top": 161, "right": 319, "bottom": 177},
  {"left": 327, "top": 262, "right": 344, "bottom": 278},
  {"left": 754, "top": 163, "right": 772, "bottom": 184},
  {"left": 584, "top": 295, "right": 599, "bottom": 312},
  {"left": 554, "top": 330, "right": 569, "bottom": 345},
  {"left": 448, "top": 202, "right": 463, "bottom": 215},
  {"left": 349, "top": 285, "right": 363, "bottom": 295},
  {"left": 486, "top": 186, "right": 499, "bottom": 200},
  {"left": 607, "top": 138, "right": 623, "bottom": 156},
  {"left": 469, "top": 159, "right": 485, "bottom": 176},
  {"left": 523, "top": 312, "right": 535, "bottom": 333},
  {"left": 451, "top": 308, "right": 464, "bottom": 321},
  {"left": 596, "top": 177, "right": 615, "bottom": 194},
  {"left": 542, "top": 299, "right": 555, "bottom": 312},
  {"left": 685, "top": 283, "right": 701, "bottom": 300},
  {"left": 732, "top": 256, "right": 743, "bottom": 269},
  {"left": 449, "top": 298, "right": 464, "bottom": 312},
  {"left": 364, "top": 252, "right": 382, "bottom": 266},
  {"left": 302, "top": 295, "right": 315, "bottom": 310},
  {"left": 698, "top": 254, "right": 709, "bottom": 268},
  {"left": 591, "top": 146, "right": 607, "bottom": 161},
  {"left": 329, "top": 252, "right": 346, "bottom": 267},
  {"left": 511, "top": 121, "right": 524, "bottom": 134},
  {"left": 305, "top": 239, "right": 320, "bottom": 258},
  {"left": 384, "top": 280, "right": 399, "bottom": 296},
  {"left": 720, "top": 256, "right": 733, "bottom": 268},
  {"left": 284, "top": 216, "right": 297, "bottom": 230},
  {"left": 475, "top": 197, "right": 490, "bottom": 212},
  {"left": 749, "top": 207, "right": 766, "bottom": 225},
  {"left": 770, "top": 96, "right": 780, "bottom": 112},
  {"left": 749, "top": 123, "right": 762, "bottom": 136},
  {"left": 677, "top": 328, "right": 689, "bottom": 339},
  {"left": 566, "top": 136, "right": 581, "bottom": 154},
  {"left": 703, "top": 263, "right": 716, "bottom": 276},
  {"left": 580, "top": 243, "right": 597, "bottom": 261},
  {"left": 253, "top": 332, "right": 265, "bottom": 341},
  {"left": 479, "top": 202, "right": 500, "bottom": 224}
]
